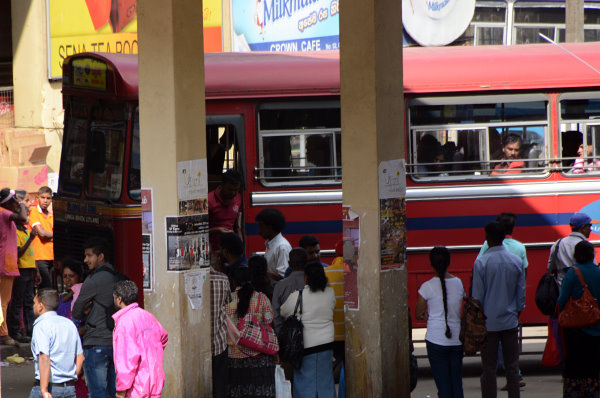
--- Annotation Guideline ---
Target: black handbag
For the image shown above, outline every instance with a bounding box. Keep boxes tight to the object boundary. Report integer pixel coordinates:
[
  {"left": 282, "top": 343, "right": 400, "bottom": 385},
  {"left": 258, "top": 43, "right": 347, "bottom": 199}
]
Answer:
[{"left": 278, "top": 290, "right": 304, "bottom": 368}]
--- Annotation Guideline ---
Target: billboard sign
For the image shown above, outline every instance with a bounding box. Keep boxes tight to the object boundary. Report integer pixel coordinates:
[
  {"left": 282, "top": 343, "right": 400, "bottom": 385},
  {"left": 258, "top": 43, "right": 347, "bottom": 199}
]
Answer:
[
  {"left": 231, "top": 0, "right": 340, "bottom": 52},
  {"left": 47, "top": 0, "right": 222, "bottom": 79}
]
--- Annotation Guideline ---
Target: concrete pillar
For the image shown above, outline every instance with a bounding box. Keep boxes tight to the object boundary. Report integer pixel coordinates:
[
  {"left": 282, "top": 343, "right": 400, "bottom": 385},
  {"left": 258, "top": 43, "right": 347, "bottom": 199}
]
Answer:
[
  {"left": 340, "top": 0, "right": 408, "bottom": 395},
  {"left": 138, "top": 1, "right": 210, "bottom": 396},
  {"left": 566, "top": 0, "right": 584, "bottom": 43}
]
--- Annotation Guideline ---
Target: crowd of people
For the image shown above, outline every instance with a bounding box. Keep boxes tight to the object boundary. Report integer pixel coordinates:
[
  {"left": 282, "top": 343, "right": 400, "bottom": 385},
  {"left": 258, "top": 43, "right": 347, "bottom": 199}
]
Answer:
[
  {"left": 0, "top": 186, "right": 169, "bottom": 398},
  {"left": 416, "top": 211, "right": 600, "bottom": 398}
]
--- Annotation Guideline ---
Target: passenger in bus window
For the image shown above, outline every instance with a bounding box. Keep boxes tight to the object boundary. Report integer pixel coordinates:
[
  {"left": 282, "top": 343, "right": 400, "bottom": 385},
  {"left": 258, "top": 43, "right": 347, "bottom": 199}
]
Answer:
[
  {"left": 491, "top": 134, "right": 524, "bottom": 175},
  {"left": 306, "top": 135, "right": 332, "bottom": 177},
  {"left": 416, "top": 134, "right": 445, "bottom": 177},
  {"left": 569, "top": 144, "right": 600, "bottom": 174}
]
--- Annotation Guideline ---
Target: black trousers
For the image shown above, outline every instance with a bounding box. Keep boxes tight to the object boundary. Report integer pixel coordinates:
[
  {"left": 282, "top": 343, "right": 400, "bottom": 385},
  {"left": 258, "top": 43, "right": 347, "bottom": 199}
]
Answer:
[
  {"left": 36, "top": 260, "right": 53, "bottom": 289},
  {"left": 212, "top": 349, "right": 228, "bottom": 398},
  {"left": 7, "top": 268, "right": 36, "bottom": 336}
]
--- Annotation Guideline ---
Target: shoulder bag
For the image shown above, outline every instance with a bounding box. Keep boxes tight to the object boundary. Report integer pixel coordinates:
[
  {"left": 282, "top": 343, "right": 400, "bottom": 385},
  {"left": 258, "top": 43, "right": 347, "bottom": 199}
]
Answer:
[
  {"left": 460, "top": 296, "right": 487, "bottom": 356},
  {"left": 237, "top": 292, "right": 279, "bottom": 356},
  {"left": 277, "top": 289, "right": 304, "bottom": 368},
  {"left": 558, "top": 266, "right": 600, "bottom": 328}
]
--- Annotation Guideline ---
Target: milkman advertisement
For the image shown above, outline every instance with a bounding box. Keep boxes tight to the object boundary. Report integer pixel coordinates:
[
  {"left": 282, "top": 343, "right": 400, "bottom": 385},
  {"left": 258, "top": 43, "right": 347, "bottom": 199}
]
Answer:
[{"left": 231, "top": 0, "right": 340, "bottom": 51}]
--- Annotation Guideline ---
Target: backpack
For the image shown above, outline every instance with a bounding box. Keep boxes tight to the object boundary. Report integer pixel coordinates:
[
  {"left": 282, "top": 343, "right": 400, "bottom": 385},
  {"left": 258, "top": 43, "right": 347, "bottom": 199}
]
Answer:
[
  {"left": 535, "top": 272, "right": 559, "bottom": 317},
  {"left": 460, "top": 296, "right": 487, "bottom": 356},
  {"left": 93, "top": 265, "right": 130, "bottom": 330},
  {"left": 277, "top": 290, "right": 304, "bottom": 368}
]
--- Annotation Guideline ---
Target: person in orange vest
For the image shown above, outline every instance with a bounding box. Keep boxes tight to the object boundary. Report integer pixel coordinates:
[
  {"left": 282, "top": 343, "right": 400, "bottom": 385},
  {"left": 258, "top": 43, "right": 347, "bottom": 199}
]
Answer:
[{"left": 29, "top": 186, "right": 54, "bottom": 289}]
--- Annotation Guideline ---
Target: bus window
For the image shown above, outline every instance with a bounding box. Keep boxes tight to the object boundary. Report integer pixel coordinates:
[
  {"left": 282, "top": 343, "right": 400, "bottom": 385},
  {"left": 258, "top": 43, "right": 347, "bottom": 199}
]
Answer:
[
  {"left": 258, "top": 107, "right": 341, "bottom": 185},
  {"left": 409, "top": 98, "right": 548, "bottom": 179},
  {"left": 59, "top": 117, "right": 88, "bottom": 195},
  {"left": 207, "top": 123, "right": 240, "bottom": 191},
  {"left": 129, "top": 107, "right": 141, "bottom": 201},
  {"left": 87, "top": 121, "right": 127, "bottom": 199},
  {"left": 560, "top": 97, "right": 600, "bottom": 175}
]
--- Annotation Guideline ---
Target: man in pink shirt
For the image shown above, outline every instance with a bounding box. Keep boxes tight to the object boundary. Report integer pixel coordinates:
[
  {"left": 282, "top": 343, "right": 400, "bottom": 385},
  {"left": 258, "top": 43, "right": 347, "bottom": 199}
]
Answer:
[
  {"left": 112, "top": 281, "right": 168, "bottom": 398},
  {"left": 208, "top": 169, "right": 243, "bottom": 255},
  {"left": 0, "top": 188, "right": 28, "bottom": 346}
]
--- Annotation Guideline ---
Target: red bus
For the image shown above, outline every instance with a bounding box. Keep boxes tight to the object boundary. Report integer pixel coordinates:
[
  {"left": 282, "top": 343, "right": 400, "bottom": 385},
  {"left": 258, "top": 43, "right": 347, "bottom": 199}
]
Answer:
[{"left": 55, "top": 43, "right": 600, "bottom": 325}]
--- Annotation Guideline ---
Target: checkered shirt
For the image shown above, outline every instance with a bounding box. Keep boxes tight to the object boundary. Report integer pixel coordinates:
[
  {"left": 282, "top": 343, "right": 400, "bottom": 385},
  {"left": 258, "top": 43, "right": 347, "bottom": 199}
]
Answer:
[{"left": 210, "top": 268, "right": 232, "bottom": 356}]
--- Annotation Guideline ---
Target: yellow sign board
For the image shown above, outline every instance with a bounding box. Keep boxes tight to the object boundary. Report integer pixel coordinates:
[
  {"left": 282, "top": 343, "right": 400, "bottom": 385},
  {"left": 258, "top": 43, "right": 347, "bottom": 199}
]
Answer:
[
  {"left": 48, "top": 0, "right": 223, "bottom": 79},
  {"left": 72, "top": 58, "right": 108, "bottom": 90}
]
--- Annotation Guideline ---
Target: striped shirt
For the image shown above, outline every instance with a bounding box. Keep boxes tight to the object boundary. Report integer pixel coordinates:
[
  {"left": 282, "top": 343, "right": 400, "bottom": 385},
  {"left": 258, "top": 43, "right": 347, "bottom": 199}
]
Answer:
[{"left": 210, "top": 269, "right": 231, "bottom": 356}]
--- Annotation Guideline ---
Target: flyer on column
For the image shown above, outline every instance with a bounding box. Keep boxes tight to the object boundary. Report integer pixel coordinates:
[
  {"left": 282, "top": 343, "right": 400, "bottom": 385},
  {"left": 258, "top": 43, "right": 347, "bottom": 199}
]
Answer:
[
  {"left": 166, "top": 214, "right": 210, "bottom": 271},
  {"left": 141, "top": 188, "right": 154, "bottom": 291},
  {"left": 184, "top": 269, "right": 207, "bottom": 310},
  {"left": 378, "top": 159, "right": 407, "bottom": 271}
]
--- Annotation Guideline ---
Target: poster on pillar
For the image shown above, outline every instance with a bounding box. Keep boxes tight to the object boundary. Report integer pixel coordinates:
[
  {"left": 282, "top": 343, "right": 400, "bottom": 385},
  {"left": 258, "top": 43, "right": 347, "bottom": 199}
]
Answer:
[
  {"left": 378, "top": 160, "right": 407, "bottom": 270},
  {"left": 141, "top": 188, "right": 154, "bottom": 291},
  {"left": 166, "top": 215, "right": 210, "bottom": 271},
  {"left": 342, "top": 206, "right": 359, "bottom": 310},
  {"left": 47, "top": 0, "right": 223, "bottom": 79},
  {"left": 230, "top": 0, "right": 340, "bottom": 51}
]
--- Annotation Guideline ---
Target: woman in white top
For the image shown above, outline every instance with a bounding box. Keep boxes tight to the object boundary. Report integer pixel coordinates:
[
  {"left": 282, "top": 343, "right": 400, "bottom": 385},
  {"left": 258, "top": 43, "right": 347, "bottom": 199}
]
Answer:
[
  {"left": 281, "top": 262, "right": 336, "bottom": 398},
  {"left": 415, "top": 246, "right": 465, "bottom": 398}
]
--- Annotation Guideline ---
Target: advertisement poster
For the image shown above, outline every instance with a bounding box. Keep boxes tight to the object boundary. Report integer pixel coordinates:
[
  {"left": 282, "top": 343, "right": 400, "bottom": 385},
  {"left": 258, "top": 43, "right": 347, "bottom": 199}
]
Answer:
[
  {"left": 142, "top": 234, "right": 152, "bottom": 290},
  {"left": 184, "top": 269, "right": 207, "bottom": 309},
  {"left": 378, "top": 159, "right": 407, "bottom": 270},
  {"left": 141, "top": 188, "right": 154, "bottom": 290},
  {"left": 342, "top": 206, "right": 359, "bottom": 310},
  {"left": 166, "top": 215, "right": 210, "bottom": 271},
  {"left": 231, "top": 0, "right": 340, "bottom": 51},
  {"left": 47, "top": 0, "right": 222, "bottom": 79},
  {"left": 379, "top": 198, "right": 407, "bottom": 270},
  {"left": 177, "top": 159, "right": 208, "bottom": 202}
]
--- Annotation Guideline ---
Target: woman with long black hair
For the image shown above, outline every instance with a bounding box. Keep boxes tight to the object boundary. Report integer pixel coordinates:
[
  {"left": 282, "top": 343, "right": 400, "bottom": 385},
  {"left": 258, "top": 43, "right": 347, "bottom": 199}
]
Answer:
[
  {"left": 415, "top": 246, "right": 465, "bottom": 398},
  {"left": 226, "top": 266, "right": 276, "bottom": 398},
  {"left": 281, "top": 261, "right": 336, "bottom": 398}
]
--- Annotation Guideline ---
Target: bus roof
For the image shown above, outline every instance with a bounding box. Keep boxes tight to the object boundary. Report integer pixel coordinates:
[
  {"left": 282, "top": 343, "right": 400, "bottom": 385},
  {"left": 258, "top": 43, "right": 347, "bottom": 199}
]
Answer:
[{"left": 65, "top": 42, "right": 600, "bottom": 99}]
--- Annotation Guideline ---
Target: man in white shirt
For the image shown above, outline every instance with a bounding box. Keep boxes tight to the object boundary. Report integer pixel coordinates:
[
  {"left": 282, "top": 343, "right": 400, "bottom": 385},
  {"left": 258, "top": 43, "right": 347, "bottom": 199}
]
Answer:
[{"left": 255, "top": 208, "right": 292, "bottom": 281}]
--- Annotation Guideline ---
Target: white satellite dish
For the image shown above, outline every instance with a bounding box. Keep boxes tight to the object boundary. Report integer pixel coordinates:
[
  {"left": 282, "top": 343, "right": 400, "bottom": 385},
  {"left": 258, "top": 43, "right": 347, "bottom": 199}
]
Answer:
[{"left": 402, "top": 0, "right": 476, "bottom": 46}]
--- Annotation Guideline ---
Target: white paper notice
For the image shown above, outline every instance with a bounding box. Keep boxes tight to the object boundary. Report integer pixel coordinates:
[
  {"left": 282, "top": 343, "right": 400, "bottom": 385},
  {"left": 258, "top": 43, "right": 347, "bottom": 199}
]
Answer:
[
  {"left": 378, "top": 159, "right": 406, "bottom": 199},
  {"left": 177, "top": 159, "right": 208, "bottom": 201},
  {"left": 184, "top": 269, "right": 207, "bottom": 309}
]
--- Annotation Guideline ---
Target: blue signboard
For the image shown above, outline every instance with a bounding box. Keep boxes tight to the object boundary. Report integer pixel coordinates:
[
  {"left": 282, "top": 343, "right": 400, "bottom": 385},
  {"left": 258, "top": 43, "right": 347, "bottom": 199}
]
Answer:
[{"left": 231, "top": 0, "right": 340, "bottom": 52}]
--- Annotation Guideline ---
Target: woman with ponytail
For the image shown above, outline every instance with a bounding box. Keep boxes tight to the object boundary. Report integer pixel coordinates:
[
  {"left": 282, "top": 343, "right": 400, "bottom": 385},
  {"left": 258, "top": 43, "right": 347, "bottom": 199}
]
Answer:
[
  {"left": 226, "top": 266, "right": 276, "bottom": 398},
  {"left": 415, "top": 246, "right": 465, "bottom": 398}
]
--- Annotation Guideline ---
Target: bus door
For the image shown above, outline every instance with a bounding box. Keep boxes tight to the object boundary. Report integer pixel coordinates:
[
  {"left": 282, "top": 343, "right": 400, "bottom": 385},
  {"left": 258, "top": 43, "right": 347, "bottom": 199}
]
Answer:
[{"left": 206, "top": 114, "right": 245, "bottom": 237}]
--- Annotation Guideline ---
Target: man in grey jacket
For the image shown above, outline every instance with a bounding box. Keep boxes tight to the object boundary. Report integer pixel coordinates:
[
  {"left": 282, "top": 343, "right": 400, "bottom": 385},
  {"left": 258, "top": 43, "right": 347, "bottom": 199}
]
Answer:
[
  {"left": 548, "top": 212, "right": 598, "bottom": 286},
  {"left": 72, "top": 237, "right": 118, "bottom": 398}
]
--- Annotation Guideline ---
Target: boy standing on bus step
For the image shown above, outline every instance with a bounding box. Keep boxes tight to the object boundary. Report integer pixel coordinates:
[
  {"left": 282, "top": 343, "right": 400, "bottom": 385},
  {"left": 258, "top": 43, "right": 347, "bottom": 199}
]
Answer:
[
  {"left": 72, "top": 237, "right": 117, "bottom": 398},
  {"left": 255, "top": 208, "right": 292, "bottom": 281},
  {"left": 208, "top": 170, "right": 243, "bottom": 256},
  {"left": 472, "top": 222, "right": 525, "bottom": 398},
  {"left": 30, "top": 186, "right": 55, "bottom": 289}
]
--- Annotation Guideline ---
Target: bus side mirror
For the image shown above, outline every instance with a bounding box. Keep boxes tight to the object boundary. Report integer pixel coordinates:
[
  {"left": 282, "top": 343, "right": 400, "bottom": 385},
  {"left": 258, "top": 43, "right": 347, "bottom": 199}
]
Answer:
[{"left": 88, "top": 130, "right": 106, "bottom": 174}]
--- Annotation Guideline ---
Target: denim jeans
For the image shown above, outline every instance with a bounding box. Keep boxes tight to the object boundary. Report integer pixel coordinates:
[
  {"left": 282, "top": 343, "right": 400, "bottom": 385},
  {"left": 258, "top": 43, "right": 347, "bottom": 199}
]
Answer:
[
  {"left": 293, "top": 349, "right": 336, "bottom": 398},
  {"left": 30, "top": 385, "right": 76, "bottom": 398},
  {"left": 481, "top": 327, "right": 520, "bottom": 398},
  {"left": 83, "top": 345, "right": 116, "bottom": 398},
  {"left": 426, "top": 340, "right": 464, "bottom": 398}
]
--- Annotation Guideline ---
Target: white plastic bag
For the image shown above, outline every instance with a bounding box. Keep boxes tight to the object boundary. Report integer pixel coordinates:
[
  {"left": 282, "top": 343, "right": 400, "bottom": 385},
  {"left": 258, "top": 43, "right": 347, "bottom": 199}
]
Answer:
[{"left": 275, "top": 364, "right": 292, "bottom": 398}]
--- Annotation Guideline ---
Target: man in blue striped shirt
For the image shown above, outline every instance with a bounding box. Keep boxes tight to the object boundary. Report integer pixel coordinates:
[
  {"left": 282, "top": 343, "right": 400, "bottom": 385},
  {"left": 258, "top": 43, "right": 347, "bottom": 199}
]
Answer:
[{"left": 472, "top": 221, "right": 526, "bottom": 398}]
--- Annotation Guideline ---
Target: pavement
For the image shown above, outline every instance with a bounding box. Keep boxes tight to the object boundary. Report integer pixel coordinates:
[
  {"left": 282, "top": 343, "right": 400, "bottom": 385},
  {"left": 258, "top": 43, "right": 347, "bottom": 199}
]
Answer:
[{"left": 1, "top": 326, "right": 562, "bottom": 397}]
